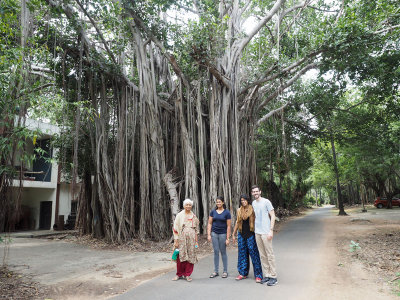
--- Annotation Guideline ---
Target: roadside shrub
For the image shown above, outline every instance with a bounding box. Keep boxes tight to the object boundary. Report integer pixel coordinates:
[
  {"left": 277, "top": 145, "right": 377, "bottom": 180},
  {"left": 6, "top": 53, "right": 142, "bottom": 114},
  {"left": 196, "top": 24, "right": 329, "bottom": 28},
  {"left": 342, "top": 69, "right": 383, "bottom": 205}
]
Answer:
[{"left": 303, "top": 196, "right": 315, "bottom": 207}]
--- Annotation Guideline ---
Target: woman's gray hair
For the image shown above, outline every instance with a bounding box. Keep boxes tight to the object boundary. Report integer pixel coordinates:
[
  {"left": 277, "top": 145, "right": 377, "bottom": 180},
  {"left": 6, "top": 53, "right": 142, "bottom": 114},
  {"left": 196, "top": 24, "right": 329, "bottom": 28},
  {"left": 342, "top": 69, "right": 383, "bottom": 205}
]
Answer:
[{"left": 183, "top": 199, "right": 194, "bottom": 206}]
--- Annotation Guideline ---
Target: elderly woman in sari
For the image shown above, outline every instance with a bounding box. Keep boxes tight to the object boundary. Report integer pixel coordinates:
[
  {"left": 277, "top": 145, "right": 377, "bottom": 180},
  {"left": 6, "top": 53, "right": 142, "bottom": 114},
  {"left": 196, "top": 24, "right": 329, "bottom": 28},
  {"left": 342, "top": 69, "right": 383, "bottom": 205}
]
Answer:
[{"left": 172, "top": 199, "right": 200, "bottom": 282}]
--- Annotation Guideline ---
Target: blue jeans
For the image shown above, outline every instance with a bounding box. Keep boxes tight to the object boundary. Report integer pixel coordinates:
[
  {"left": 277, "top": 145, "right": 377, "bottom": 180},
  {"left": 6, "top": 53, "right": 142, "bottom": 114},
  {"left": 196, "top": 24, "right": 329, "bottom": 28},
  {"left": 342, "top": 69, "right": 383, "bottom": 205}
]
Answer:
[{"left": 211, "top": 232, "right": 228, "bottom": 273}]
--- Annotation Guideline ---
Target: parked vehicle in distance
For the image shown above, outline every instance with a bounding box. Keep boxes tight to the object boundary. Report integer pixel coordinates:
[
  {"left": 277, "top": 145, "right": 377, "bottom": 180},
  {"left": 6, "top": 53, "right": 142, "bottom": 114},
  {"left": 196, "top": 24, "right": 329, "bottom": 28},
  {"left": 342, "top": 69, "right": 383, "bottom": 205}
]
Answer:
[{"left": 374, "top": 196, "right": 400, "bottom": 208}]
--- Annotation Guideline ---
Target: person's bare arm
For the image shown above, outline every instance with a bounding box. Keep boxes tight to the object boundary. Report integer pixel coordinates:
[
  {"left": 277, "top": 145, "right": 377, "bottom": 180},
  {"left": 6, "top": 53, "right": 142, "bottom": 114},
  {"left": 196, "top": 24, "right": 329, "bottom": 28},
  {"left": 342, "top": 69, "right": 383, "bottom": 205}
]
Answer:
[
  {"left": 226, "top": 219, "right": 232, "bottom": 245},
  {"left": 207, "top": 216, "right": 213, "bottom": 242},
  {"left": 268, "top": 210, "right": 276, "bottom": 240},
  {"left": 232, "top": 221, "right": 238, "bottom": 242}
]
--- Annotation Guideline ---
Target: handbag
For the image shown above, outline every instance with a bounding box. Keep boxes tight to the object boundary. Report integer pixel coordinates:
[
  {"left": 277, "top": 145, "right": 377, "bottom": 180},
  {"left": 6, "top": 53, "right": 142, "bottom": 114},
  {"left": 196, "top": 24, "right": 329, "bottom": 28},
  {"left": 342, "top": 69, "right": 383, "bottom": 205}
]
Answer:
[{"left": 171, "top": 248, "right": 179, "bottom": 261}]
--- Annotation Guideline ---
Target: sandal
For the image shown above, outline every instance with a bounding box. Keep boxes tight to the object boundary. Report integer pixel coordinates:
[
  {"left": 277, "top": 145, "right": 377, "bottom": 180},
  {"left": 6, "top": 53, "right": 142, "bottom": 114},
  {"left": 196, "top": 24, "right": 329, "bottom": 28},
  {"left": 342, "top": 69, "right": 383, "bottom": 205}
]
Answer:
[
  {"left": 209, "top": 272, "right": 219, "bottom": 278},
  {"left": 235, "top": 275, "right": 247, "bottom": 280},
  {"left": 172, "top": 275, "right": 183, "bottom": 281},
  {"left": 222, "top": 272, "right": 228, "bottom": 278},
  {"left": 186, "top": 277, "right": 192, "bottom": 282}
]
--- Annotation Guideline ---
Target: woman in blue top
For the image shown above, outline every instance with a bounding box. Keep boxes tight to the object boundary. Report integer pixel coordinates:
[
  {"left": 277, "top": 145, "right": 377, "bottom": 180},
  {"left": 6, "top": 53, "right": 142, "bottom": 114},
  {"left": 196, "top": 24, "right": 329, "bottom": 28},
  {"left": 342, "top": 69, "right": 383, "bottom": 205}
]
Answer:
[{"left": 207, "top": 196, "right": 231, "bottom": 278}]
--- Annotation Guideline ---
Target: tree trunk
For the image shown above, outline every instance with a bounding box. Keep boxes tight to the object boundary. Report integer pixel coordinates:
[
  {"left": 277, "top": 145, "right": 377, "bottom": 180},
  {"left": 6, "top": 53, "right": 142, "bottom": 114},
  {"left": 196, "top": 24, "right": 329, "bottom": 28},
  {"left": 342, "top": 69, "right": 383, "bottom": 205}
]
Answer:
[
  {"left": 196, "top": 80, "right": 209, "bottom": 231},
  {"left": 330, "top": 133, "right": 347, "bottom": 216}
]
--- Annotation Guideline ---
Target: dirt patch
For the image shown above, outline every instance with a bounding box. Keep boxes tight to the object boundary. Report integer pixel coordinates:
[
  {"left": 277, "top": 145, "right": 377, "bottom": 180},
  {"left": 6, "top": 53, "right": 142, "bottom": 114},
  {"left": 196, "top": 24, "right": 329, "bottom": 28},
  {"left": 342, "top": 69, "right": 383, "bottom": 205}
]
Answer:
[
  {"left": 45, "top": 267, "right": 174, "bottom": 300},
  {"left": 338, "top": 227, "right": 400, "bottom": 295},
  {"left": 45, "top": 232, "right": 217, "bottom": 259},
  {"left": 0, "top": 266, "right": 49, "bottom": 300},
  {"left": 325, "top": 205, "right": 400, "bottom": 298}
]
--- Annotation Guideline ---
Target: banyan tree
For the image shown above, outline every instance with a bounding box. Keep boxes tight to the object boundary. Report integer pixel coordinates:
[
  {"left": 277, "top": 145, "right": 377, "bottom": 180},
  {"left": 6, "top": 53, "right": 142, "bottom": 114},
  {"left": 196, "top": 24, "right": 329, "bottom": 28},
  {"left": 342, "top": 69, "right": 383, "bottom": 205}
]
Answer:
[{"left": 11, "top": 0, "right": 343, "bottom": 242}]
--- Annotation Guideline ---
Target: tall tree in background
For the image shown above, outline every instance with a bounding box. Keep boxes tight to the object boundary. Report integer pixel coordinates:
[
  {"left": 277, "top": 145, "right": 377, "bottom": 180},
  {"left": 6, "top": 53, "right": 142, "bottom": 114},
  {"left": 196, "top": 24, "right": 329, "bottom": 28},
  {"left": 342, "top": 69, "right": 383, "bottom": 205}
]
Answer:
[
  {"left": 39, "top": 0, "right": 335, "bottom": 241},
  {"left": 0, "top": 0, "right": 54, "bottom": 231},
  {"left": 1, "top": 0, "right": 398, "bottom": 239},
  {"left": 320, "top": 0, "right": 400, "bottom": 208}
]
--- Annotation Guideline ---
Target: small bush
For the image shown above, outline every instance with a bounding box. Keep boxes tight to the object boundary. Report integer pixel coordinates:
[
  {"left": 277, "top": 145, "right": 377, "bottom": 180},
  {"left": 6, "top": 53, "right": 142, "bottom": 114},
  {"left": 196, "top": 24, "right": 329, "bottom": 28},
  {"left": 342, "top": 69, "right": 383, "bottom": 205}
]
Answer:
[{"left": 303, "top": 196, "right": 315, "bottom": 207}]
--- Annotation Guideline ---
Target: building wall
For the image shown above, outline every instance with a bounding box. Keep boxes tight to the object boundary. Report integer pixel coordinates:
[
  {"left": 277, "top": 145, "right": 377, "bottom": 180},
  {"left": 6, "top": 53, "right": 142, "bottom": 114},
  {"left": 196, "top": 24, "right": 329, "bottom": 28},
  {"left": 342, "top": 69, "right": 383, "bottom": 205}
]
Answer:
[
  {"left": 11, "top": 183, "right": 71, "bottom": 231},
  {"left": 9, "top": 118, "right": 71, "bottom": 231},
  {"left": 18, "top": 188, "right": 56, "bottom": 230},
  {"left": 59, "top": 183, "right": 72, "bottom": 219}
]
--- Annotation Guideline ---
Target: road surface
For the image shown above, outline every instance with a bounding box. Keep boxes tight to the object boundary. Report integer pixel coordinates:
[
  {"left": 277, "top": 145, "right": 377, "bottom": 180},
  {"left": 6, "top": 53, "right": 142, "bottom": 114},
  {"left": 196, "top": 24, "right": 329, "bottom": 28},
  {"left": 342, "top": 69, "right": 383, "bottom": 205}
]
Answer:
[{"left": 114, "top": 207, "right": 330, "bottom": 300}]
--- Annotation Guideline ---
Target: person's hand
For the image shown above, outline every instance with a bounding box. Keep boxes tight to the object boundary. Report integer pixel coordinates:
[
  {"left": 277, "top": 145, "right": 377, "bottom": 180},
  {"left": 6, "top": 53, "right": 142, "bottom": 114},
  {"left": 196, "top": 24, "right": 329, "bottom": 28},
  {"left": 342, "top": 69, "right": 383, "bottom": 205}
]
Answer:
[
  {"left": 174, "top": 239, "right": 179, "bottom": 249},
  {"left": 267, "top": 230, "right": 274, "bottom": 241},
  {"left": 207, "top": 234, "right": 211, "bottom": 242},
  {"left": 225, "top": 238, "right": 230, "bottom": 246},
  {"left": 232, "top": 235, "right": 236, "bottom": 243}
]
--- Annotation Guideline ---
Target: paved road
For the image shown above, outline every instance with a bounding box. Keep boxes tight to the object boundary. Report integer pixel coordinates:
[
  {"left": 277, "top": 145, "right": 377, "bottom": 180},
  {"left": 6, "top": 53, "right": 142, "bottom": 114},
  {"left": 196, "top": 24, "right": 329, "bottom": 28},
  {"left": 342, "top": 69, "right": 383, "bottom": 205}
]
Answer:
[
  {"left": 114, "top": 207, "right": 331, "bottom": 300},
  {"left": 0, "top": 236, "right": 172, "bottom": 286}
]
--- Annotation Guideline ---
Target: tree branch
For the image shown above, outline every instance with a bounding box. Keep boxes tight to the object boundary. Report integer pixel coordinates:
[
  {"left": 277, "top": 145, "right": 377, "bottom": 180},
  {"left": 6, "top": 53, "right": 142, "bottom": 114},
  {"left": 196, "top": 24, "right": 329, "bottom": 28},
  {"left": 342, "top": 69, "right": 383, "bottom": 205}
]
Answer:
[
  {"left": 239, "top": 0, "right": 252, "bottom": 18},
  {"left": 17, "top": 83, "right": 55, "bottom": 99},
  {"left": 335, "top": 0, "right": 345, "bottom": 24},
  {"left": 284, "top": 118, "right": 321, "bottom": 135},
  {"left": 45, "top": 0, "right": 139, "bottom": 91},
  {"left": 127, "top": 9, "right": 191, "bottom": 88},
  {"left": 393, "top": 169, "right": 400, "bottom": 180},
  {"left": 158, "top": 99, "right": 175, "bottom": 112},
  {"left": 191, "top": 45, "right": 231, "bottom": 88},
  {"left": 221, "top": 3, "right": 233, "bottom": 18},
  {"left": 31, "top": 66, "right": 52, "bottom": 74},
  {"left": 75, "top": 0, "right": 118, "bottom": 65},
  {"left": 274, "top": 1, "right": 311, "bottom": 37},
  {"left": 193, "top": 0, "right": 204, "bottom": 15},
  {"left": 29, "top": 83, "right": 54, "bottom": 94},
  {"left": 240, "top": 85, "right": 260, "bottom": 112},
  {"left": 205, "top": 61, "right": 231, "bottom": 88},
  {"left": 308, "top": 5, "right": 339, "bottom": 13},
  {"left": 242, "top": 50, "right": 321, "bottom": 95},
  {"left": 265, "top": 25, "right": 276, "bottom": 45},
  {"left": 332, "top": 99, "right": 368, "bottom": 113},
  {"left": 256, "top": 103, "right": 288, "bottom": 126},
  {"left": 374, "top": 24, "right": 400, "bottom": 34},
  {"left": 30, "top": 70, "right": 53, "bottom": 80},
  {"left": 281, "top": 2, "right": 338, "bottom": 19},
  {"left": 258, "top": 62, "right": 318, "bottom": 109},
  {"left": 238, "top": 0, "right": 285, "bottom": 54},
  {"left": 175, "top": 3, "right": 199, "bottom": 15},
  {"left": 241, "top": 67, "right": 279, "bottom": 95}
]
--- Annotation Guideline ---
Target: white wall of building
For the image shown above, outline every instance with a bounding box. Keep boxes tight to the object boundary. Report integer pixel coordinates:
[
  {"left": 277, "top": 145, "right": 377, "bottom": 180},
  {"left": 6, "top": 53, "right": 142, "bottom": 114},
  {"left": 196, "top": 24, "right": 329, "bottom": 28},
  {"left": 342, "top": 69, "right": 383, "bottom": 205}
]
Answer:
[
  {"left": 18, "top": 188, "right": 56, "bottom": 230},
  {"left": 59, "top": 183, "right": 72, "bottom": 218},
  {"left": 12, "top": 183, "right": 71, "bottom": 230},
  {"left": 9, "top": 118, "right": 72, "bottom": 231}
]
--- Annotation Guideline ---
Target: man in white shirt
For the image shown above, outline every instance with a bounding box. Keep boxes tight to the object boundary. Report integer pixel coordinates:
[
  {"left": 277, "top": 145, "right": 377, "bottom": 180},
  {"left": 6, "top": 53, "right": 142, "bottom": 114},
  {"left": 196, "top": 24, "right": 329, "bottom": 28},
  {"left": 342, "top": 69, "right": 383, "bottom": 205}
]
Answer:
[{"left": 251, "top": 185, "right": 278, "bottom": 286}]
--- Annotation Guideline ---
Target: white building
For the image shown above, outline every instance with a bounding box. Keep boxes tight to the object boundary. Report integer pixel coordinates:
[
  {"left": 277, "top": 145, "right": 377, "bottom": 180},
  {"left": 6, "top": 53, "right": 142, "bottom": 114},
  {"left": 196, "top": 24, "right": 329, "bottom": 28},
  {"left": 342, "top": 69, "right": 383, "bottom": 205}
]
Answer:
[{"left": 10, "top": 118, "right": 73, "bottom": 230}]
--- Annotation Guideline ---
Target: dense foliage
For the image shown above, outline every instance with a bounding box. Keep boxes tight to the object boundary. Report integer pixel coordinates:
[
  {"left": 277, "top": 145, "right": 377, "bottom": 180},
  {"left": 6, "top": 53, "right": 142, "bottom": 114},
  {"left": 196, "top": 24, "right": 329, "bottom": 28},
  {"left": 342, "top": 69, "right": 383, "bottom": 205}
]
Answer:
[{"left": 1, "top": 0, "right": 399, "bottom": 239}]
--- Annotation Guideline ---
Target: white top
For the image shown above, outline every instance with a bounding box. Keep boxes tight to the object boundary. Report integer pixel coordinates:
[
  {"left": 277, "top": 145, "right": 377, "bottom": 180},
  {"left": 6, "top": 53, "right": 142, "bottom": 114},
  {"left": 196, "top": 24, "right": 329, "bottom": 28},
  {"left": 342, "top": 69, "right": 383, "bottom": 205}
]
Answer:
[{"left": 252, "top": 197, "right": 274, "bottom": 234}]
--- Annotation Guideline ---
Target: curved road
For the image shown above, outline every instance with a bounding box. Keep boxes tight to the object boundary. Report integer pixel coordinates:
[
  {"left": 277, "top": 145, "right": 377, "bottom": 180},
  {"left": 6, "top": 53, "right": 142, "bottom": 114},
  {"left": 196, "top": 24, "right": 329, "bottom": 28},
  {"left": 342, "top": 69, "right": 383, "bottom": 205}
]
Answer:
[{"left": 114, "top": 207, "right": 331, "bottom": 300}]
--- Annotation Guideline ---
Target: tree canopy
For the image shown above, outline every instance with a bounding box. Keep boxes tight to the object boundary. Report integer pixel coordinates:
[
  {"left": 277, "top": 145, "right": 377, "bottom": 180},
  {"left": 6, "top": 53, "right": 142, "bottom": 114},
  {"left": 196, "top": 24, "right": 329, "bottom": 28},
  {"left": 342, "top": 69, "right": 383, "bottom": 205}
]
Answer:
[{"left": 1, "top": 0, "right": 399, "bottom": 239}]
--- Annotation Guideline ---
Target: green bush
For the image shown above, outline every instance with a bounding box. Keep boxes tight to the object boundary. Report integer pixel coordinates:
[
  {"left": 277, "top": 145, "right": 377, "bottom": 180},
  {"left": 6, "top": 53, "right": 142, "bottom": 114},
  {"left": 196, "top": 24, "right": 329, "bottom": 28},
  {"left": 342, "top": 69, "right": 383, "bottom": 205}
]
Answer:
[{"left": 303, "top": 196, "right": 315, "bottom": 207}]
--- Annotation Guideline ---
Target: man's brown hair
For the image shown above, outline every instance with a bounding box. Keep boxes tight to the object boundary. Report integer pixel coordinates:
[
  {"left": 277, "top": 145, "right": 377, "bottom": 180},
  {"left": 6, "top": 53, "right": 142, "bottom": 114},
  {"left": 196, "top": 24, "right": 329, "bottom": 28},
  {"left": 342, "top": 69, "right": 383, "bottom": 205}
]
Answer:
[{"left": 251, "top": 185, "right": 260, "bottom": 191}]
